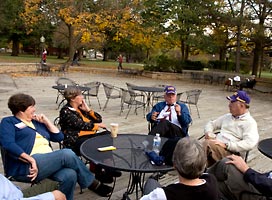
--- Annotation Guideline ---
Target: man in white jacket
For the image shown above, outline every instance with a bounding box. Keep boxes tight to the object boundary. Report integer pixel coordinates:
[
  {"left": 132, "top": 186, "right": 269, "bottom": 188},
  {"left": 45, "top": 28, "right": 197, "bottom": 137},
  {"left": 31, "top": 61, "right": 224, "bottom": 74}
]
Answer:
[{"left": 203, "top": 90, "right": 259, "bottom": 167}]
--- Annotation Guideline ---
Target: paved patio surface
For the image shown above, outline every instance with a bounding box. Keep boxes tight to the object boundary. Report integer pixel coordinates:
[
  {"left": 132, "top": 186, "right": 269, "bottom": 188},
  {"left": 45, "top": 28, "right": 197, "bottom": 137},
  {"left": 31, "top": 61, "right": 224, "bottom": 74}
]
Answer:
[{"left": 0, "top": 70, "right": 272, "bottom": 199}]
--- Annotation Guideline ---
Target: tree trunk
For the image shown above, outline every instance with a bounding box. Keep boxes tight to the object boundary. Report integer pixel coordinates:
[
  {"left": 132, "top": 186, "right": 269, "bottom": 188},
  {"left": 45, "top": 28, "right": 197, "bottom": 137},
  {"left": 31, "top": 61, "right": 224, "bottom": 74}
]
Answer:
[
  {"left": 252, "top": 41, "right": 261, "bottom": 76},
  {"left": 259, "top": 49, "right": 264, "bottom": 77},
  {"left": 146, "top": 48, "right": 150, "bottom": 60},
  {"left": 185, "top": 44, "right": 189, "bottom": 61},
  {"left": 68, "top": 25, "right": 75, "bottom": 62},
  {"left": 235, "top": 0, "right": 245, "bottom": 73},
  {"left": 235, "top": 26, "right": 241, "bottom": 73},
  {"left": 57, "top": 47, "right": 64, "bottom": 59},
  {"left": 103, "top": 48, "right": 108, "bottom": 61},
  {"left": 180, "top": 39, "right": 185, "bottom": 61},
  {"left": 11, "top": 37, "right": 19, "bottom": 56}
]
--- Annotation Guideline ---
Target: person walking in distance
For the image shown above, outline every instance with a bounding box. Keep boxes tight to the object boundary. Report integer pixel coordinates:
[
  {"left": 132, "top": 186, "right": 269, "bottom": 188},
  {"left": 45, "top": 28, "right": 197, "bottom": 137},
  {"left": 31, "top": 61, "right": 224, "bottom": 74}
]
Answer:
[
  {"left": 71, "top": 50, "right": 80, "bottom": 66},
  {"left": 117, "top": 54, "right": 123, "bottom": 71},
  {"left": 42, "top": 48, "right": 47, "bottom": 64}
]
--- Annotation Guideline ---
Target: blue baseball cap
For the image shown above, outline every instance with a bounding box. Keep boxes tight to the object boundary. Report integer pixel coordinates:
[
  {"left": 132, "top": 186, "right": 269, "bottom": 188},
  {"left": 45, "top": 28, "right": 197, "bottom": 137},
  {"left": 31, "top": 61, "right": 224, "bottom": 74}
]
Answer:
[
  {"left": 164, "top": 86, "right": 177, "bottom": 94},
  {"left": 226, "top": 90, "right": 250, "bottom": 105}
]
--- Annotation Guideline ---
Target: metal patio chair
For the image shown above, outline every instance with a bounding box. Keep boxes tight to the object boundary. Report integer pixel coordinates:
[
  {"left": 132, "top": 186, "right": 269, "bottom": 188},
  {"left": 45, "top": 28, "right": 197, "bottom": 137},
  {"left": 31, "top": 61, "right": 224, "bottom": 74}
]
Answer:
[
  {"left": 120, "top": 88, "right": 146, "bottom": 119},
  {"left": 180, "top": 89, "right": 202, "bottom": 118},
  {"left": 151, "top": 84, "right": 166, "bottom": 105},
  {"left": 126, "top": 82, "right": 145, "bottom": 102},
  {"left": 55, "top": 63, "right": 69, "bottom": 76},
  {"left": 54, "top": 77, "right": 77, "bottom": 108},
  {"left": 83, "top": 81, "right": 101, "bottom": 109},
  {"left": 102, "top": 83, "right": 122, "bottom": 111}
]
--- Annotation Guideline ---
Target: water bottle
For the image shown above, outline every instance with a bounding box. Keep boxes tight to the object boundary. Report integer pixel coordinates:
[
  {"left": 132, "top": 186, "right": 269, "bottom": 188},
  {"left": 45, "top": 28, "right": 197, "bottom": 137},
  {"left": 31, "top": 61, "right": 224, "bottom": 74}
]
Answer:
[{"left": 152, "top": 133, "right": 161, "bottom": 155}]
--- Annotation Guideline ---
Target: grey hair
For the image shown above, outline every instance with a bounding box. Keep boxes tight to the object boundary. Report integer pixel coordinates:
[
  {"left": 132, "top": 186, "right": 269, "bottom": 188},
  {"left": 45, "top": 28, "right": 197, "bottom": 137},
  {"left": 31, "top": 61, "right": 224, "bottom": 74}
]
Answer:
[
  {"left": 172, "top": 137, "right": 206, "bottom": 179},
  {"left": 63, "top": 87, "right": 82, "bottom": 102}
]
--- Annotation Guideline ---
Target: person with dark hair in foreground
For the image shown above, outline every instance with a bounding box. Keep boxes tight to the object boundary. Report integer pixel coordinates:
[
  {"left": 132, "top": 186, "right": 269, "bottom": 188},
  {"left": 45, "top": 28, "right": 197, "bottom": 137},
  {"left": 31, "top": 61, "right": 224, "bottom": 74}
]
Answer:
[
  {"left": 208, "top": 154, "right": 272, "bottom": 200},
  {"left": 0, "top": 93, "right": 112, "bottom": 200},
  {"left": 140, "top": 138, "right": 219, "bottom": 200}
]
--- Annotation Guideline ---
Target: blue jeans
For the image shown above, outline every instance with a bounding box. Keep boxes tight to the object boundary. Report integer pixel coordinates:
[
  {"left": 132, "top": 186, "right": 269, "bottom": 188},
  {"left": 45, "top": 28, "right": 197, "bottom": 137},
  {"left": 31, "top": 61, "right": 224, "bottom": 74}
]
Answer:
[
  {"left": 143, "top": 177, "right": 162, "bottom": 195},
  {"left": 32, "top": 149, "right": 94, "bottom": 200}
]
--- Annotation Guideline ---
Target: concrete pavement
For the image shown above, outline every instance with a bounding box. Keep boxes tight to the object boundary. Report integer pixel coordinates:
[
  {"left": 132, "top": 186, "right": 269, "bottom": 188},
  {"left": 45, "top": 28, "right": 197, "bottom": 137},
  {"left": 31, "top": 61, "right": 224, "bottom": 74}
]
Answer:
[{"left": 0, "top": 70, "right": 272, "bottom": 199}]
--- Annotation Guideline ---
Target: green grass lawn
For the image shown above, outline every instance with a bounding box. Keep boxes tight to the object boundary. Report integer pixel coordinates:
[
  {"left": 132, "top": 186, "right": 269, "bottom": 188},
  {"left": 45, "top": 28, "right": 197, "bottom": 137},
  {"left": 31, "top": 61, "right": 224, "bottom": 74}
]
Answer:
[
  {"left": 259, "top": 71, "right": 272, "bottom": 79},
  {"left": 0, "top": 53, "right": 144, "bottom": 70}
]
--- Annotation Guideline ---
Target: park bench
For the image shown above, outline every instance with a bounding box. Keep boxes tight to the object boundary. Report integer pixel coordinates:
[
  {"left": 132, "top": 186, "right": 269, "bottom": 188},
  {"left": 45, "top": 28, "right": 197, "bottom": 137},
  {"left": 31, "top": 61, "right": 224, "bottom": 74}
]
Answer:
[
  {"left": 119, "top": 68, "right": 144, "bottom": 76},
  {"left": 36, "top": 62, "right": 51, "bottom": 76}
]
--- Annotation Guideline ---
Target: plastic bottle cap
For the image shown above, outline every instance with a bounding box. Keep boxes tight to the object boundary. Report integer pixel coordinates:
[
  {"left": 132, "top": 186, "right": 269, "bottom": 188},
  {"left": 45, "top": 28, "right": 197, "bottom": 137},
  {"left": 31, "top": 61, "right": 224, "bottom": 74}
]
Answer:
[{"left": 156, "top": 133, "right": 160, "bottom": 137}]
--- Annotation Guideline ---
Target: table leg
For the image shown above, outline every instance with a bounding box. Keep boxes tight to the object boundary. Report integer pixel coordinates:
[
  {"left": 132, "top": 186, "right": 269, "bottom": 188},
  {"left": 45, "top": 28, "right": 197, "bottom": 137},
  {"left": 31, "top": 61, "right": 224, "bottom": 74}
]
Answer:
[
  {"left": 145, "top": 92, "right": 152, "bottom": 113},
  {"left": 126, "top": 172, "right": 146, "bottom": 200},
  {"left": 107, "top": 177, "right": 116, "bottom": 200}
]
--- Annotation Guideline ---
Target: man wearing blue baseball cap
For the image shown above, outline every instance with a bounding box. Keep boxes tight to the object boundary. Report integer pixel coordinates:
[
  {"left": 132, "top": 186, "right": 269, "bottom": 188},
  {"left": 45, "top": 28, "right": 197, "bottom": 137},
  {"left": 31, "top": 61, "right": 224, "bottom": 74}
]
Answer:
[
  {"left": 203, "top": 90, "right": 259, "bottom": 167},
  {"left": 146, "top": 85, "right": 192, "bottom": 138}
]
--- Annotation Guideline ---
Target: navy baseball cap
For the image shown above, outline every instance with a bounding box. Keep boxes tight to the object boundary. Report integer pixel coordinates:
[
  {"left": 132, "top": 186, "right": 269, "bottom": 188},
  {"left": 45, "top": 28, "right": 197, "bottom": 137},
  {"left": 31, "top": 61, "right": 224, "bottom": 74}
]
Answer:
[
  {"left": 164, "top": 86, "right": 177, "bottom": 94},
  {"left": 226, "top": 90, "right": 250, "bottom": 105}
]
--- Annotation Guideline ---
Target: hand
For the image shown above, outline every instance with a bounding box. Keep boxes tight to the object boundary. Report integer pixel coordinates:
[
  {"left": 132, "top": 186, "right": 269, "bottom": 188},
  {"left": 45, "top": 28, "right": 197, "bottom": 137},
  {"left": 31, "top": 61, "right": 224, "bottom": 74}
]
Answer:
[
  {"left": 205, "top": 138, "right": 225, "bottom": 149},
  {"left": 226, "top": 154, "right": 249, "bottom": 173},
  {"left": 33, "top": 114, "right": 49, "bottom": 124},
  {"left": 33, "top": 113, "right": 59, "bottom": 133},
  {"left": 79, "top": 99, "right": 90, "bottom": 112},
  {"left": 214, "top": 140, "right": 227, "bottom": 149},
  {"left": 97, "top": 123, "right": 107, "bottom": 129},
  {"left": 52, "top": 190, "right": 66, "bottom": 200},
  {"left": 205, "top": 132, "right": 216, "bottom": 139},
  {"left": 151, "top": 112, "right": 159, "bottom": 121},
  {"left": 175, "top": 104, "right": 181, "bottom": 115},
  {"left": 204, "top": 132, "right": 210, "bottom": 139},
  {"left": 27, "top": 159, "right": 38, "bottom": 181}
]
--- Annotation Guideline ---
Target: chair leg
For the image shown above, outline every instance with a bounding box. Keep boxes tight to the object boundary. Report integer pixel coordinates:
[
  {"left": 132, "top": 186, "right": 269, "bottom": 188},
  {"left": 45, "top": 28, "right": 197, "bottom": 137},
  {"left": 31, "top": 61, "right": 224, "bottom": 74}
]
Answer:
[
  {"left": 143, "top": 105, "right": 146, "bottom": 118},
  {"left": 196, "top": 105, "right": 200, "bottom": 118},
  {"left": 86, "top": 94, "right": 91, "bottom": 106},
  {"left": 97, "top": 97, "right": 101, "bottom": 109},
  {"left": 188, "top": 104, "right": 192, "bottom": 115},
  {"left": 103, "top": 99, "right": 109, "bottom": 111},
  {"left": 120, "top": 103, "right": 124, "bottom": 116},
  {"left": 56, "top": 94, "right": 60, "bottom": 103},
  {"left": 134, "top": 105, "right": 138, "bottom": 115},
  {"left": 125, "top": 105, "right": 133, "bottom": 119}
]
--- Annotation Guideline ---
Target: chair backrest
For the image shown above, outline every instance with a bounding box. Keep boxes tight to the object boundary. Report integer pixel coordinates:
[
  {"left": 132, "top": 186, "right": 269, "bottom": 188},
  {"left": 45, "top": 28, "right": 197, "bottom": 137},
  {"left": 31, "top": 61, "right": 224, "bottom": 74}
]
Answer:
[
  {"left": 185, "top": 89, "right": 202, "bottom": 105},
  {"left": 0, "top": 146, "right": 8, "bottom": 177},
  {"left": 53, "top": 117, "right": 64, "bottom": 149},
  {"left": 191, "top": 72, "right": 202, "bottom": 81},
  {"left": 53, "top": 116, "right": 61, "bottom": 129},
  {"left": 102, "top": 83, "right": 114, "bottom": 98},
  {"left": 84, "top": 81, "right": 100, "bottom": 96},
  {"left": 152, "top": 84, "right": 166, "bottom": 101},
  {"left": 176, "top": 92, "right": 184, "bottom": 101},
  {"left": 121, "top": 89, "right": 134, "bottom": 104},
  {"left": 126, "top": 82, "right": 135, "bottom": 91},
  {"left": 57, "top": 63, "right": 69, "bottom": 73},
  {"left": 126, "top": 82, "right": 141, "bottom": 97},
  {"left": 56, "top": 77, "right": 77, "bottom": 86}
]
